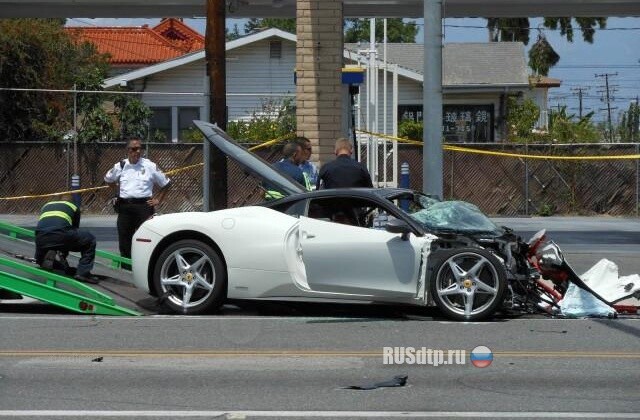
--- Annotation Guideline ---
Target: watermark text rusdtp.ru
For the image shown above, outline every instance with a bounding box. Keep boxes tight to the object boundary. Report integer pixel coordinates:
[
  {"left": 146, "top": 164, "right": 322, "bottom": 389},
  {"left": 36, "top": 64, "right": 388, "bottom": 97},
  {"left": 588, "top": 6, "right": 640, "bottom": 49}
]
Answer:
[{"left": 383, "top": 347, "right": 466, "bottom": 366}]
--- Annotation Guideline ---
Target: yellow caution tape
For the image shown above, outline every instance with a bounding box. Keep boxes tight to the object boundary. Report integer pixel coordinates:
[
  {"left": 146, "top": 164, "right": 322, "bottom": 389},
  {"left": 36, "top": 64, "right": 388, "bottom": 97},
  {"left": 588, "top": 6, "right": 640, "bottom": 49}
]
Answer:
[
  {"left": 444, "top": 145, "right": 640, "bottom": 160},
  {"left": 248, "top": 132, "right": 296, "bottom": 151},
  {"left": 0, "top": 186, "right": 109, "bottom": 201},
  {"left": 357, "top": 129, "right": 640, "bottom": 160},
  {"left": 165, "top": 162, "right": 204, "bottom": 176},
  {"left": 0, "top": 163, "right": 207, "bottom": 201},
  {"left": 0, "top": 133, "right": 295, "bottom": 201},
  {"left": 357, "top": 129, "right": 423, "bottom": 145}
]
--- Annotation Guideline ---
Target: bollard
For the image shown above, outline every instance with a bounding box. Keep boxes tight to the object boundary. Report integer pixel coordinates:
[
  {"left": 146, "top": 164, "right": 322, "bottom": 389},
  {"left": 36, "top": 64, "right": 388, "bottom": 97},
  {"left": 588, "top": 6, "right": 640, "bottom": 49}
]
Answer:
[
  {"left": 400, "top": 162, "right": 410, "bottom": 211},
  {"left": 71, "top": 174, "right": 81, "bottom": 207}
]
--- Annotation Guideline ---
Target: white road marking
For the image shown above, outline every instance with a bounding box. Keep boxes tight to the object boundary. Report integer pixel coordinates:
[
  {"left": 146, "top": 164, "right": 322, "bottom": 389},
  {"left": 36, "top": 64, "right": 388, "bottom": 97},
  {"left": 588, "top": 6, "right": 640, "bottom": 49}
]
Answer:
[
  {"left": 0, "top": 314, "right": 637, "bottom": 322},
  {"left": 0, "top": 315, "right": 413, "bottom": 321},
  {"left": 0, "top": 411, "right": 638, "bottom": 418}
]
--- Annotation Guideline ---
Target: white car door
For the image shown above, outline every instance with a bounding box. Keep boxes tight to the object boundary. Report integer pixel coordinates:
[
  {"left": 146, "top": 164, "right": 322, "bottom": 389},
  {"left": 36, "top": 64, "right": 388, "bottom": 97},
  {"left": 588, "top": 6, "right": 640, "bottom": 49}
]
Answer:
[{"left": 298, "top": 216, "right": 422, "bottom": 298}]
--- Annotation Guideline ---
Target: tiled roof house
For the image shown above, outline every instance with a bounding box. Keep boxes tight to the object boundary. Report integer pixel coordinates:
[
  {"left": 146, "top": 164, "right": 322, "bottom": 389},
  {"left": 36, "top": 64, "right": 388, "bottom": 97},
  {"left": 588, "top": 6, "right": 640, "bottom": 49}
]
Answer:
[
  {"left": 98, "top": 28, "right": 559, "bottom": 143},
  {"left": 66, "top": 18, "right": 204, "bottom": 75}
]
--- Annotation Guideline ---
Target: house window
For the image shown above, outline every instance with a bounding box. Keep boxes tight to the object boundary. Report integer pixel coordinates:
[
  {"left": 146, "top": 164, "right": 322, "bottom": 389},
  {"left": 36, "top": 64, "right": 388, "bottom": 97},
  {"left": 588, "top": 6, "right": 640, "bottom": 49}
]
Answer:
[
  {"left": 178, "top": 107, "right": 200, "bottom": 141},
  {"left": 443, "top": 105, "right": 494, "bottom": 143},
  {"left": 270, "top": 40, "right": 282, "bottom": 59},
  {"left": 397, "top": 104, "right": 495, "bottom": 143},
  {"left": 149, "top": 107, "right": 171, "bottom": 142}
]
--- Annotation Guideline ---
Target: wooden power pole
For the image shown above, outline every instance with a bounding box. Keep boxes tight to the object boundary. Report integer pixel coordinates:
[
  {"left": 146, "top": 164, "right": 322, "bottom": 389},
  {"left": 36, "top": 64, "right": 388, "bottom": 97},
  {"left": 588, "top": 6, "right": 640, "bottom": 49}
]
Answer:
[{"left": 205, "top": 0, "right": 228, "bottom": 210}]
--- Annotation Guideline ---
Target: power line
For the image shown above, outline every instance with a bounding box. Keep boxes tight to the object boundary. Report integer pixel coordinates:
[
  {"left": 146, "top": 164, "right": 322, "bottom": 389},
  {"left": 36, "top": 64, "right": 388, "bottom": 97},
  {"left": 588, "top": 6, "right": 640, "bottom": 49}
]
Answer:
[
  {"left": 570, "top": 87, "right": 590, "bottom": 118},
  {"left": 554, "top": 65, "right": 640, "bottom": 69},
  {"left": 595, "top": 72, "right": 618, "bottom": 142},
  {"left": 438, "top": 23, "right": 640, "bottom": 31}
]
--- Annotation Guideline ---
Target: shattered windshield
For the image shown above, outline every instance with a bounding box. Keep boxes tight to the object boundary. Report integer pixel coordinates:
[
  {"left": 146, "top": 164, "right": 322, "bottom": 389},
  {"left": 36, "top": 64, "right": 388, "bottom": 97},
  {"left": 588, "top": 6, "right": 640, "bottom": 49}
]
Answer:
[{"left": 404, "top": 194, "right": 502, "bottom": 235}]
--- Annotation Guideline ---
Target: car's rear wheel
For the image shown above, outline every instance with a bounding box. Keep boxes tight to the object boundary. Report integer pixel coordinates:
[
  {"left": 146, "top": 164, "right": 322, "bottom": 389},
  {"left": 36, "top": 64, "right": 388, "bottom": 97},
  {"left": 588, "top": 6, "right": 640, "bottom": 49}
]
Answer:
[
  {"left": 153, "top": 239, "right": 226, "bottom": 315},
  {"left": 430, "top": 247, "right": 506, "bottom": 321}
]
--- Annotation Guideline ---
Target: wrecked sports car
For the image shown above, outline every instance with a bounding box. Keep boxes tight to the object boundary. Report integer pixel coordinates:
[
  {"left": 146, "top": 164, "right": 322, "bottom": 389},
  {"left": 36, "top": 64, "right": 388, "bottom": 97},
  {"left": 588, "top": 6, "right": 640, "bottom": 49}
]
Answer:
[{"left": 131, "top": 121, "right": 639, "bottom": 320}]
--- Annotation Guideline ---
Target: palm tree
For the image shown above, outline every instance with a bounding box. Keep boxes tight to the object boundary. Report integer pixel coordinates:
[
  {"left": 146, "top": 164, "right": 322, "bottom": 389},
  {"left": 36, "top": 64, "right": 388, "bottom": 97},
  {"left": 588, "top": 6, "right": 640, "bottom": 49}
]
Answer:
[{"left": 486, "top": 18, "right": 607, "bottom": 76}]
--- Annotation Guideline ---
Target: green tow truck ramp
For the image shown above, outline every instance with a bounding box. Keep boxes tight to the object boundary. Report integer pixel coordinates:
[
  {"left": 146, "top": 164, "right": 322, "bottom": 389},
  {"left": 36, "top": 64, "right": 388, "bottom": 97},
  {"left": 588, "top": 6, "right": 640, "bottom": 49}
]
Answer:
[
  {"left": 0, "top": 220, "right": 141, "bottom": 316},
  {"left": 0, "top": 220, "right": 131, "bottom": 269}
]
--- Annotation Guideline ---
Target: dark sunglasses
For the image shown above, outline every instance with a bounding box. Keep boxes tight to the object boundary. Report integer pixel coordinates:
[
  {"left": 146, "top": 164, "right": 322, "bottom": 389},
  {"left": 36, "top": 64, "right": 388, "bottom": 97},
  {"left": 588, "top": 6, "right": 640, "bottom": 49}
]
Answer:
[{"left": 128, "top": 147, "right": 141, "bottom": 152}]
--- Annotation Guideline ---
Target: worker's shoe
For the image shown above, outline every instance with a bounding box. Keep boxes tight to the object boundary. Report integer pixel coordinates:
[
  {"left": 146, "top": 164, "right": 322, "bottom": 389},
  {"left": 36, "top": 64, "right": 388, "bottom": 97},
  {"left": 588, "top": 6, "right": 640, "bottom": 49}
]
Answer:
[
  {"left": 73, "top": 273, "right": 100, "bottom": 285},
  {"left": 57, "top": 252, "right": 71, "bottom": 271},
  {"left": 40, "top": 250, "right": 57, "bottom": 271}
]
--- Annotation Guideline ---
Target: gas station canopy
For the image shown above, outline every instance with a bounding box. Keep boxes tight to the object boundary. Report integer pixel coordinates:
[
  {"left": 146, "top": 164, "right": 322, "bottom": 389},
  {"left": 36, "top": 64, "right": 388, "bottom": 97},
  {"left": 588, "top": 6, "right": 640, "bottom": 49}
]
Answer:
[{"left": 1, "top": 0, "right": 639, "bottom": 18}]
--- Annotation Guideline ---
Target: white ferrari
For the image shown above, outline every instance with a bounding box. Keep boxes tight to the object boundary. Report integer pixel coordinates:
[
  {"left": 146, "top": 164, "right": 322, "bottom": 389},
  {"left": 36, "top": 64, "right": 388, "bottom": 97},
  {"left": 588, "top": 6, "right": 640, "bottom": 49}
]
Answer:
[{"left": 132, "top": 121, "right": 509, "bottom": 320}]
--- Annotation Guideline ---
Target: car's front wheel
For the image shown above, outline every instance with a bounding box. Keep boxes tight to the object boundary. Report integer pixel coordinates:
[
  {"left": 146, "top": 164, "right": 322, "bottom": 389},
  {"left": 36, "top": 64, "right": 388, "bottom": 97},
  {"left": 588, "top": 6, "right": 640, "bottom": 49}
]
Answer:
[
  {"left": 429, "top": 247, "right": 506, "bottom": 321},
  {"left": 153, "top": 239, "right": 226, "bottom": 315}
]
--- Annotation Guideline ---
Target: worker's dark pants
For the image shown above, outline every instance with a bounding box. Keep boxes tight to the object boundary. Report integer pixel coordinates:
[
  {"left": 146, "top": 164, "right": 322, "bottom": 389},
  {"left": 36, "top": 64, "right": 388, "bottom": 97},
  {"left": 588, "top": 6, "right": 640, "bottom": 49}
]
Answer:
[
  {"left": 35, "top": 228, "right": 96, "bottom": 275},
  {"left": 117, "top": 201, "right": 154, "bottom": 265}
]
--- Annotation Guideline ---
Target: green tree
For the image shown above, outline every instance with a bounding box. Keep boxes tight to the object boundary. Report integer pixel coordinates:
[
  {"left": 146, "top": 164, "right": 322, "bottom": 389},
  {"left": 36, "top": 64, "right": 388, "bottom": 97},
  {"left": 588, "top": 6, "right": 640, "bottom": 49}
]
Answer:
[
  {"left": 344, "top": 18, "right": 418, "bottom": 43},
  {"left": 398, "top": 119, "right": 423, "bottom": 141},
  {"left": 226, "top": 98, "right": 296, "bottom": 143},
  {"left": 528, "top": 34, "right": 560, "bottom": 76},
  {"left": 618, "top": 101, "right": 640, "bottom": 142},
  {"left": 225, "top": 24, "right": 241, "bottom": 41},
  {"left": 77, "top": 107, "right": 117, "bottom": 143},
  {"left": 506, "top": 97, "right": 540, "bottom": 141},
  {"left": 506, "top": 98, "right": 599, "bottom": 143},
  {"left": 0, "top": 18, "right": 110, "bottom": 142},
  {"left": 487, "top": 18, "right": 607, "bottom": 76},
  {"left": 548, "top": 106, "right": 599, "bottom": 143},
  {"left": 244, "top": 18, "right": 296, "bottom": 34},
  {"left": 113, "top": 95, "right": 152, "bottom": 141},
  {"left": 240, "top": 18, "right": 418, "bottom": 43}
]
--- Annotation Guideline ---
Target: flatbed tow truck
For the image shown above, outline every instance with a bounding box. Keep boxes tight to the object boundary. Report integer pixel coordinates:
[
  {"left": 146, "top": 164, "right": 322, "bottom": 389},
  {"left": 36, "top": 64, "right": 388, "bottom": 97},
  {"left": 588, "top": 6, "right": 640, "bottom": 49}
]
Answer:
[{"left": 0, "top": 220, "right": 152, "bottom": 316}]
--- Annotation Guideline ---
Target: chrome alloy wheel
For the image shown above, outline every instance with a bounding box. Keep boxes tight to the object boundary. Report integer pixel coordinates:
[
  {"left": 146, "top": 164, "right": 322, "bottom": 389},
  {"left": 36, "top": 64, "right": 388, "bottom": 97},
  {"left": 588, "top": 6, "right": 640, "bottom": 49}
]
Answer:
[
  {"left": 159, "top": 246, "right": 216, "bottom": 309},
  {"left": 434, "top": 251, "right": 501, "bottom": 319}
]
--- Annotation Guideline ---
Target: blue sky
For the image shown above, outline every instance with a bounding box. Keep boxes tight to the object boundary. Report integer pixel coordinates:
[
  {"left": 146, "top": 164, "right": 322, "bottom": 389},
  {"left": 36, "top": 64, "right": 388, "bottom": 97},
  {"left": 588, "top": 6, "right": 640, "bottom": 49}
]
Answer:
[{"left": 68, "top": 16, "right": 640, "bottom": 124}]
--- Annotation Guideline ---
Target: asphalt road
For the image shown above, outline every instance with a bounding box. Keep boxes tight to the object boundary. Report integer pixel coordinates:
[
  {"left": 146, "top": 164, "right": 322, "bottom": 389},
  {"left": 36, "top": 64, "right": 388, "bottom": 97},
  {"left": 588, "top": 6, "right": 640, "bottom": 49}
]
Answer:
[
  {"left": 0, "top": 316, "right": 639, "bottom": 418},
  {"left": 1, "top": 215, "right": 640, "bottom": 418}
]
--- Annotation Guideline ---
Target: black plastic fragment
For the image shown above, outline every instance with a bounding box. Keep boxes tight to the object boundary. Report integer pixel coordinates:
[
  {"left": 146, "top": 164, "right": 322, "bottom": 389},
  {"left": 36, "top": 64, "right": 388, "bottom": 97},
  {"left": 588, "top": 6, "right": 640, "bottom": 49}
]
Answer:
[
  {"left": 92, "top": 357, "right": 103, "bottom": 362},
  {"left": 343, "top": 374, "right": 408, "bottom": 390}
]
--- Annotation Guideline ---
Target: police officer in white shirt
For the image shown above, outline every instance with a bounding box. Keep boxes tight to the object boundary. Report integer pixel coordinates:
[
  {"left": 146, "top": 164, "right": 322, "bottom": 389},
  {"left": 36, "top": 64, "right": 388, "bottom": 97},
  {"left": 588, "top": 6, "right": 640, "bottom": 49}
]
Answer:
[{"left": 104, "top": 138, "right": 171, "bottom": 266}]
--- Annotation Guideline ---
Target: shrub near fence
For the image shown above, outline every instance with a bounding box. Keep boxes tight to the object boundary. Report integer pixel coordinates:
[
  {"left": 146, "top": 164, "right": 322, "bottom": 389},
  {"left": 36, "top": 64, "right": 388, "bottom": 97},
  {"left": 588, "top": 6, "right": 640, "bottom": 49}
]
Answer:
[{"left": 1, "top": 142, "right": 638, "bottom": 216}]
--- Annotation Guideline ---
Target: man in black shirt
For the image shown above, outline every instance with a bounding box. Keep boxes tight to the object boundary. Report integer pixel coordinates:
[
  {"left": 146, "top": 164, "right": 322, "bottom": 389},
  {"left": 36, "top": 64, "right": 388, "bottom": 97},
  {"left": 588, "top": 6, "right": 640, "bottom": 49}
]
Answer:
[{"left": 317, "top": 138, "right": 373, "bottom": 189}]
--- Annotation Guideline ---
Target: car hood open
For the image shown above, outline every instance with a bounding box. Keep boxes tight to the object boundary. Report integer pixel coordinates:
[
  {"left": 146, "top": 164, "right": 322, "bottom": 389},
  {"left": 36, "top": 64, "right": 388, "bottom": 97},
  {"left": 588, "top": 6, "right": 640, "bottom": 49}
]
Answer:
[{"left": 194, "top": 120, "right": 306, "bottom": 197}]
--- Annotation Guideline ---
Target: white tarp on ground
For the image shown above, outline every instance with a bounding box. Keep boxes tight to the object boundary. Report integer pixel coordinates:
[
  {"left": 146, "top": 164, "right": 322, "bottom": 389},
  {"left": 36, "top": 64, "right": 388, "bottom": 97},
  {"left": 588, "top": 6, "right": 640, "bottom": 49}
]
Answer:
[{"left": 560, "top": 259, "right": 640, "bottom": 317}]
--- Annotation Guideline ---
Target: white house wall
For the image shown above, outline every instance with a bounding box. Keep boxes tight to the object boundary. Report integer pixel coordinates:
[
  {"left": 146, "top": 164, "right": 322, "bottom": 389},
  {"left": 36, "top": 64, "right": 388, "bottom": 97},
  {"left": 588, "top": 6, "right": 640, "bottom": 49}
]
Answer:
[
  {"left": 130, "top": 38, "right": 297, "bottom": 141},
  {"left": 123, "top": 35, "right": 544, "bottom": 143},
  {"left": 129, "top": 60, "right": 205, "bottom": 142},
  {"left": 227, "top": 38, "right": 297, "bottom": 120},
  {"left": 524, "top": 87, "right": 550, "bottom": 129}
]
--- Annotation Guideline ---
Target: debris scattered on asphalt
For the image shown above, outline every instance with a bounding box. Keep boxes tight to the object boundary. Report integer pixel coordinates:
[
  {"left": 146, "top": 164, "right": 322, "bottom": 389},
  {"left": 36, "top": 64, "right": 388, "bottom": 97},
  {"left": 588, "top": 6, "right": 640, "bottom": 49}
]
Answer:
[
  {"left": 529, "top": 329, "right": 567, "bottom": 334},
  {"left": 91, "top": 357, "right": 103, "bottom": 362},
  {"left": 343, "top": 374, "right": 408, "bottom": 390}
]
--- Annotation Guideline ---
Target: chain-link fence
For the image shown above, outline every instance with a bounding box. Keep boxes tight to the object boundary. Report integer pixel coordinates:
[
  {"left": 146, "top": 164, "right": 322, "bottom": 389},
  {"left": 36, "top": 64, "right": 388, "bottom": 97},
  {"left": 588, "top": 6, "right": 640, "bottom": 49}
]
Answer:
[
  {"left": 2, "top": 141, "right": 639, "bottom": 216},
  {"left": 0, "top": 142, "right": 282, "bottom": 214},
  {"left": 394, "top": 142, "right": 640, "bottom": 216}
]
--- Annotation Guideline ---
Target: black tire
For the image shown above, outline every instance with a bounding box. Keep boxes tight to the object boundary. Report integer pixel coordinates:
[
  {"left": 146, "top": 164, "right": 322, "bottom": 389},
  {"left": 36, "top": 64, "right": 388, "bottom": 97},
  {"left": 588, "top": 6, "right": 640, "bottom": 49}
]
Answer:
[
  {"left": 152, "top": 239, "right": 226, "bottom": 315},
  {"left": 429, "top": 247, "right": 506, "bottom": 321}
]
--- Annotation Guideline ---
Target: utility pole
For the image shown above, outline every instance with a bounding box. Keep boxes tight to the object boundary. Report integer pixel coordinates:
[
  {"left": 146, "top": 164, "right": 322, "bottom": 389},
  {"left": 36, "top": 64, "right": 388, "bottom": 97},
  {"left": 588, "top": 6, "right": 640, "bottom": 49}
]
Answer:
[
  {"left": 205, "top": 0, "right": 227, "bottom": 210},
  {"left": 570, "top": 87, "right": 589, "bottom": 119},
  {"left": 595, "top": 72, "right": 618, "bottom": 142},
  {"left": 635, "top": 96, "right": 640, "bottom": 142}
]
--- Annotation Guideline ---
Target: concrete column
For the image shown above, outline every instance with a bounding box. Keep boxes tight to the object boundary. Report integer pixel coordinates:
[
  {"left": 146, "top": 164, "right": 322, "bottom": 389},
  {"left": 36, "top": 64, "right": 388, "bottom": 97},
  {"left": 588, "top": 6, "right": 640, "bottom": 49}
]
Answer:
[
  {"left": 423, "top": 0, "right": 443, "bottom": 198},
  {"left": 296, "top": 0, "right": 343, "bottom": 165}
]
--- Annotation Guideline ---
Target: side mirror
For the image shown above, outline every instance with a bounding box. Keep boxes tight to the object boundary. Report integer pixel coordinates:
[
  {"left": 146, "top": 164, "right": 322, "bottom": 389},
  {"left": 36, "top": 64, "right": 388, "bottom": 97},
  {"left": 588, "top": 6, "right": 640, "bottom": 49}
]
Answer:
[{"left": 385, "top": 218, "right": 412, "bottom": 241}]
